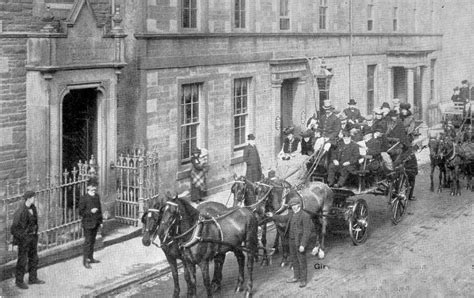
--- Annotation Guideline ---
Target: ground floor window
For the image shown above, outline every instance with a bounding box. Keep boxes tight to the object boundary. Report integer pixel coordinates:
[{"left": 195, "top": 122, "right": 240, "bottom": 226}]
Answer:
[
  {"left": 233, "top": 78, "right": 250, "bottom": 150},
  {"left": 180, "top": 83, "right": 201, "bottom": 164}
]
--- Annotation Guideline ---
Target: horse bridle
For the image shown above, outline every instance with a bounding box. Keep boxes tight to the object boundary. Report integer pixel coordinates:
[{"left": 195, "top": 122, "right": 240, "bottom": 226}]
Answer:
[
  {"left": 255, "top": 182, "right": 289, "bottom": 215},
  {"left": 233, "top": 180, "right": 248, "bottom": 204}
]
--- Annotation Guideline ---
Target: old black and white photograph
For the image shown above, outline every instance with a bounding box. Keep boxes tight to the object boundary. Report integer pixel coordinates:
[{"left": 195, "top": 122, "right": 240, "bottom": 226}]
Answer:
[{"left": 0, "top": 0, "right": 473, "bottom": 297}]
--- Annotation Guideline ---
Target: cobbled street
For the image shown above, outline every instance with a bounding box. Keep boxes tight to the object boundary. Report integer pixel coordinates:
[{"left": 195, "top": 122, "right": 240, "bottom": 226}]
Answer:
[{"left": 112, "top": 163, "right": 474, "bottom": 297}]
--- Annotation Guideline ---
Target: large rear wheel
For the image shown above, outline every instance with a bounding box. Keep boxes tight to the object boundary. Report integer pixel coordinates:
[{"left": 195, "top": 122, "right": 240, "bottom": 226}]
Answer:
[
  {"left": 348, "top": 198, "right": 369, "bottom": 245},
  {"left": 388, "top": 173, "right": 410, "bottom": 225}
]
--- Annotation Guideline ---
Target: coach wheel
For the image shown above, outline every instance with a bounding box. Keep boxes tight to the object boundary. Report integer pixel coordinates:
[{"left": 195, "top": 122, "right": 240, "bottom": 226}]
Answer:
[
  {"left": 348, "top": 198, "right": 369, "bottom": 245},
  {"left": 389, "top": 173, "right": 410, "bottom": 225}
]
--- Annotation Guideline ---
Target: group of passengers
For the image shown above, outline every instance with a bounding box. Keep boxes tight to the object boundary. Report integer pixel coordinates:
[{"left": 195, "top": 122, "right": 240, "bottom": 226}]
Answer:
[{"left": 277, "top": 98, "right": 418, "bottom": 200}]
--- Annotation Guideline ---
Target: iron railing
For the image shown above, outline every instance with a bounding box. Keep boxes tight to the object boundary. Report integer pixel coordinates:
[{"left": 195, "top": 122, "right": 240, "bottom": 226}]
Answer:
[
  {"left": 114, "top": 149, "right": 160, "bottom": 226},
  {"left": 1, "top": 159, "right": 96, "bottom": 264}
]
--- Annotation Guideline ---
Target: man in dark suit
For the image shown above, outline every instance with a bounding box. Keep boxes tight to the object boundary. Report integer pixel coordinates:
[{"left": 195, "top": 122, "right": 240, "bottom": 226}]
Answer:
[
  {"left": 386, "top": 109, "right": 410, "bottom": 148},
  {"left": 319, "top": 100, "right": 341, "bottom": 142},
  {"left": 343, "top": 98, "right": 362, "bottom": 124},
  {"left": 327, "top": 130, "right": 360, "bottom": 187},
  {"left": 243, "top": 134, "right": 262, "bottom": 182},
  {"left": 267, "top": 196, "right": 314, "bottom": 288},
  {"left": 79, "top": 177, "right": 103, "bottom": 269},
  {"left": 10, "top": 191, "right": 45, "bottom": 289},
  {"left": 460, "top": 80, "right": 470, "bottom": 102}
]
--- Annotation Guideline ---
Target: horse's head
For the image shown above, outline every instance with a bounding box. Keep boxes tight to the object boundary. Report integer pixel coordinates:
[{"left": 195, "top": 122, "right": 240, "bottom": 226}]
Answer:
[
  {"left": 231, "top": 176, "right": 248, "bottom": 207},
  {"left": 141, "top": 202, "right": 164, "bottom": 247},
  {"left": 255, "top": 178, "right": 288, "bottom": 214},
  {"left": 155, "top": 198, "right": 182, "bottom": 248}
]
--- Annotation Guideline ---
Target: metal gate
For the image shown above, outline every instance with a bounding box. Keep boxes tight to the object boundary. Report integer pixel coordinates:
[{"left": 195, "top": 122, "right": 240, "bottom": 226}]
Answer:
[
  {"left": 114, "top": 149, "right": 160, "bottom": 226},
  {"left": 1, "top": 160, "right": 96, "bottom": 264}
]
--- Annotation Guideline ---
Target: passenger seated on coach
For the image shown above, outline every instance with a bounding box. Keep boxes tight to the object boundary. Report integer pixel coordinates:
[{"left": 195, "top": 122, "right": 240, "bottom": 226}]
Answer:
[
  {"left": 278, "top": 126, "right": 301, "bottom": 160},
  {"left": 358, "top": 128, "right": 384, "bottom": 175},
  {"left": 327, "top": 130, "right": 360, "bottom": 188},
  {"left": 300, "top": 129, "right": 315, "bottom": 156}
]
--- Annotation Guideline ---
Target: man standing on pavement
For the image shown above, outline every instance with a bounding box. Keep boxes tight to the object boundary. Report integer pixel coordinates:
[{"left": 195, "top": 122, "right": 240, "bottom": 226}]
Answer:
[
  {"left": 79, "top": 177, "right": 103, "bottom": 269},
  {"left": 243, "top": 133, "right": 262, "bottom": 182},
  {"left": 10, "top": 191, "right": 45, "bottom": 289},
  {"left": 267, "top": 197, "right": 313, "bottom": 288}
]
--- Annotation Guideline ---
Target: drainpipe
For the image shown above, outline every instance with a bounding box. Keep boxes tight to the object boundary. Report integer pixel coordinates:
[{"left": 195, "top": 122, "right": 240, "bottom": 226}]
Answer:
[{"left": 349, "top": 0, "right": 353, "bottom": 99}]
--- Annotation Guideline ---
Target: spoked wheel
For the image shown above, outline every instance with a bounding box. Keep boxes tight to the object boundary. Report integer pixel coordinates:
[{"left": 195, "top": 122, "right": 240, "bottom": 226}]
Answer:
[
  {"left": 348, "top": 198, "right": 369, "bottom": 245},
  {"left": 388, "top": 173, "right": 410, "bottom": 225}
]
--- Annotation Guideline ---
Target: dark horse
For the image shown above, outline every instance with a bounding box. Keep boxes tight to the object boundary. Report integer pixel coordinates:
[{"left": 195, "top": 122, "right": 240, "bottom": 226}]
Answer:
[
  {"left": 255, "top": 179, "right": 333, "bottom": 263},
  {"left": 442, "top": 140, "right": 464, "bottom": 196},
  {"left": 142, "top": 198, "right": 229, "bottom": 298},
  {"left": 157, "top": 196, "right": 258, "bottom": 298},
  {"left": 428, "top": 136, "right": 448, "bottom": 192}
]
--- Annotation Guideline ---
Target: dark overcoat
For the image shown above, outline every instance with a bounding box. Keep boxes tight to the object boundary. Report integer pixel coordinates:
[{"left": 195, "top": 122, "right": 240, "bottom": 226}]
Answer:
[
  {"left": 273, "top": 209, "right": 314, "bottom": 248},
  {"left": 11, "top": 203, "right": 38, "bottom": 245},
  {"left": 319, "top": 113, "right": 341, "bottom": 140},
  {"left": 243, "top": 144, "right": 262, "bottom": 182},
  {"left": 78, "top": 193, "right": 103, "bottom": 229}
]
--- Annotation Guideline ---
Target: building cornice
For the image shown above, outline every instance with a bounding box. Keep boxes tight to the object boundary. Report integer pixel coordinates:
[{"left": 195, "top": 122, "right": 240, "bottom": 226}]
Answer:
[{"left": 135, "top": 32, "right": 443, "bottom": 40}]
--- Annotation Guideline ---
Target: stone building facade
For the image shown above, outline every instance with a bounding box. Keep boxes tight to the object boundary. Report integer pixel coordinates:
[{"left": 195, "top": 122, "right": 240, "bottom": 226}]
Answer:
[{"left": 0, "top": 0, "right": 471, "bottom": 215}]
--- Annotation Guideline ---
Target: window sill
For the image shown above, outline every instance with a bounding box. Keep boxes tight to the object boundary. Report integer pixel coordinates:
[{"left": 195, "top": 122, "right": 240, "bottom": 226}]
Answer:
[{"left": 230, "top": 156, "right": 244, "bottom": 165}]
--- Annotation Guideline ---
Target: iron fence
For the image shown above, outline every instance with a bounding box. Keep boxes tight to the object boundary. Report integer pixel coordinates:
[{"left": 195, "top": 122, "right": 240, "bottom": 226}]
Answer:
[
  {"left": 114, "top": 149, "right": 160, "bottom": 226},
  {"left": 1, "top": 160, "right": 96, "bottom": 264}
]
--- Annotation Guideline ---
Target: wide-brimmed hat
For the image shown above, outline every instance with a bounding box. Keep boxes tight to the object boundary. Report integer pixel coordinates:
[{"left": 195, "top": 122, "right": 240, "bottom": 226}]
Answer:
[
  {"left": 288, "top": 197, "right": 302, "bottom": 206},
  {"left": 461, "top": 79, "right": 468, "bottom": 84},
  {"left": 348, "top": 98, "right": 357, "bottom": 105},
  {"left": 300, "top": 129, "right": 313, "bottom": 138},
  {"left": 247, "top": 133, "right": 256, "bottom": 140},
  {"left": 283, "top": 126, "right": 295, "bottom": 135},
  {"left": 400, "top": 103, "right": 411, "bottom": 110},
  {"left": 322, "top": 100, "right": 334, "bottom": 110},
  {"left": 23, "top": 190, "right": 36, "bottom": 200},
  {"left": 192, "top": 147, "right": 202, "bottom": 155},
  {"left": 87, "top": 177, "right": 99, "bottom": 187},
  {"left": 388, "top": 109, "right": 399, "bottom": 117},
  {"left": 381, "top": 102, "right": 391, "bottom": 110}
]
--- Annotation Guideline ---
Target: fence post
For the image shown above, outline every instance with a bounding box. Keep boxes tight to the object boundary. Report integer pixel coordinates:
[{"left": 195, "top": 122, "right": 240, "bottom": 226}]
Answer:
[{"left": 137, "top": 155, "right": 145, "bottom": 228}]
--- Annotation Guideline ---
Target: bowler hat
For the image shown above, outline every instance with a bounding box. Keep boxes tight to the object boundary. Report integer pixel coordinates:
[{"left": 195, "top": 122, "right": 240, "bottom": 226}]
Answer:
[
  {"left": 381, "top": 102, "right": 390, "bottom": 109},
  {"left": 247, "top": 134, "right": 256, "bottom": 140},
  {"left": 348, "top": 98, "right": 357, "bottom": 105},
  {"left": 388, "top": 109, "right": 399, "bottom": 117},
  {"left": 288, "top": 197, "right": 302, "bottom": 206},
  {"left": 400, "top": 102, "right": 411, "bottom": 110},
  {"left": 87, "top": 177, "right": 99, "bottom": 187},
  {"left": 322, "top": 100, "right": 334, "bottom": 110},
  {"left": 23, "top": 190, "right": 36, "bottom": 200}
]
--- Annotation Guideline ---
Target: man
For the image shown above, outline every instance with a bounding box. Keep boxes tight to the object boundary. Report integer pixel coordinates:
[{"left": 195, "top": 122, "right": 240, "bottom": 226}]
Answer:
[
  {"left": 10, "top": 191, "right": 45, "bottom": 289},
  {"left": 399, "top": 102, "right": 415, "bottom": 137},
  {"left": 381, "top": 102, "right": 391, "bottom": 119},
  {"left": 392, "top": 98, "right": 401, "bottom": 114},
  {"left": 343, "top": 98, "right": 362, "bottom": 124},
  {"left": 372, "top": 108, "right": 387, "bottom": 135},
  {"left": 451, "top": 87, "right": 462, "bottom": 103},
  {"left": 243, "top": 133, "right": 262, "bottom": 182},
  {"left": 360, "top": 128, "right": 384, "bottom": 174},
  {"left": 79, "top": 177, "right": 103, "bottom": 269},
  {"left": 327, "top": 130, "right": 360, "bottom": 187},
  {"left": 319, "top": 100, "right": 341, "bottom": 143},
  {"left": 267, "top": 197, "right": 313, "bottom": 288},
  {"left": 460, "top": 80, "right": 470, "bottom": 102},
  {"left": 386, "top": 110, "right": 409, "bottom": 148}
]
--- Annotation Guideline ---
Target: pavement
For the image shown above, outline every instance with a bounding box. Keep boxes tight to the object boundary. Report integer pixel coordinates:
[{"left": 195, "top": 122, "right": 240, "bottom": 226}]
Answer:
[{"left": 0, "top": 148, "right": 432, "bottom": 298}]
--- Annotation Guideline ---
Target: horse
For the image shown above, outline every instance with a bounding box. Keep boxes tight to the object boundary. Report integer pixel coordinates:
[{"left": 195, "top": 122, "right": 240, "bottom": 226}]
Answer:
[
  {"left": 256, "top": 179, "right": 333, "bottom": 263},
  {"left": 428, "top": 137, "right": 448, "bottom": 192},
  {"left": 141, "top": 198, "right": 230, "bottom": 298},
  {"left": 442, "top": 140, "right": 464, "bottom": 196},
  {"left": 157, "top": 196, "right": 258, "bottom": 298}
]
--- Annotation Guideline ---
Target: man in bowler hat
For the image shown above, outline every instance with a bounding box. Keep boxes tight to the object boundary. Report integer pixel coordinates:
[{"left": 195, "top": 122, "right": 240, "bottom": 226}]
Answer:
[
  {"left": 10, "top": 191, "right": 45, "bottom": 289},
  {"left": 243, "top": 134, "right": 262, "bottom": 182},
  {"left": 343, "top": 98, "right": 362, "bottom": 124},
  {"left": 267, "top": 196, "right": 314, "bottom": 288},
  {"left": 79, "top": 177, "right": 103, "bottom": 269}
]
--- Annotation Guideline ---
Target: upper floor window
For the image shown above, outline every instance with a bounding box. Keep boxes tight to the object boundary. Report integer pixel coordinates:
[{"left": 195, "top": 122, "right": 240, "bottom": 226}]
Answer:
[
  {"left": 180, "top": 83, "right": 201, "bottom": 164},
  {"left": 233, "top": 78, "right": 250, "bottom": 150},
  {"left": 319, "top": 0, "right": 328, "bottom": 30},
  {"left": 430, "top": 59, "right": 436, "bottom": 101},
  {"left": 392, "top": 6, "right": 398, "bottom": 31},
  {"left": 280, "top": 0, "right": 290, "bottom": 30},
  {"left": 182, "top": 0, "right": 197, "bottom": 29},
  {"left": 367, "top": 65, "right": 376, "bottom": 113},
  {"left": 367, "top": 1, "right": 374, "bottom": 31},
  {"left": 235, "top": 0, "right": 246, "bottom": 29}
]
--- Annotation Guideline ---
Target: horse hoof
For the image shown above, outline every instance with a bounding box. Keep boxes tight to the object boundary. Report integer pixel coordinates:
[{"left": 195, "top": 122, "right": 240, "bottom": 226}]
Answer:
[
  {"left": 245, "top": 290, "right": 252, "bottom": 298},
  {"left": 280, "top": 262, "right": 286, "bottom": 267},
  {"left": 235, "top": 286, "right": 243, "bottom": 293},
  {"left": 318, "top": 249, "right": 325, "bottom": 259},
  {"left": 457, "top": 192, "right": 461, "bottom": 196}
]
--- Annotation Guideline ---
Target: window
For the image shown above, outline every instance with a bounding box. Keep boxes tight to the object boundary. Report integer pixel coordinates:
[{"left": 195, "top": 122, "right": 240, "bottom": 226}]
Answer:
[
  {"left": 392, "top": 7, "right": 398, "bottom": 31},
  {"left": 430, "top": 59, "right": 436, "bottom": 101},
  {"left": 280, "top": 0, "right": 290, "bottom": 30},
  {"left": 367, "top": 65, "right": 376, "bottom": 113},
  {"left": 234, "top": 0, "right": 246, "bottom": 28},
  {"left": 182, "top": 0, "right": 197, "bottom": 29},
  {"left": 367, "top": 1, "right": 374, "bottom": 31},
  {"left": 180, "top": 83, "right": 200, "bottom": 164},
  {"left": 233, "top": 78, "right": 250, "bottom": 150},
  {"left": 319, "top": 0, "right": 327, "bottom": 30}
]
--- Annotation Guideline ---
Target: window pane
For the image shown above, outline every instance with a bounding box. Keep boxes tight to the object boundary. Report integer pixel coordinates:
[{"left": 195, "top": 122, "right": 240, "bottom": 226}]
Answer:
[{"left": 280, "top": 19, "right": 290, "bottom": 30}]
